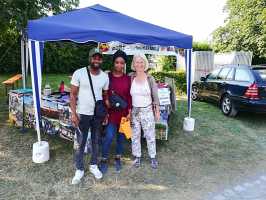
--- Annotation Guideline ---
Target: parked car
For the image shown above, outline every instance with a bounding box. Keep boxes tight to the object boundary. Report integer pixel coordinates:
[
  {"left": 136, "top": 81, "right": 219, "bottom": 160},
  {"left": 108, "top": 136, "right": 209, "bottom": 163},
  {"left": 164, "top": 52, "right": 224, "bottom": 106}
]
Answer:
[{"left": 192, "top": 65, "right": 266, "bottom": 117}]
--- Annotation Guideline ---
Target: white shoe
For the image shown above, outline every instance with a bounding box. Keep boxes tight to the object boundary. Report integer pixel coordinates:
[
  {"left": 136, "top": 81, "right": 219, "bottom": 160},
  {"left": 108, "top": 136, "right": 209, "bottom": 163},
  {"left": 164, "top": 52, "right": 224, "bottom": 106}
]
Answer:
[
  {"left": 89, "top": 165, "right": 103, "bottom": 179},
  {"left": 71, "top": 170, "right": 84, "bottom": 185}
]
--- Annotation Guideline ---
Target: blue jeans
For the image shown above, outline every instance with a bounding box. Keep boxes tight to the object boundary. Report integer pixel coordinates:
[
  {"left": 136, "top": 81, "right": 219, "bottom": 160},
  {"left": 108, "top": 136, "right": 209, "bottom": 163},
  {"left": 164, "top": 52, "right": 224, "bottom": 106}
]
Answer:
[
  {"left": 102, "top": 123, "right": 125, "bottom": 159},
  {"left": 74, "top": 114, "right": 102, "bottom": 170}
]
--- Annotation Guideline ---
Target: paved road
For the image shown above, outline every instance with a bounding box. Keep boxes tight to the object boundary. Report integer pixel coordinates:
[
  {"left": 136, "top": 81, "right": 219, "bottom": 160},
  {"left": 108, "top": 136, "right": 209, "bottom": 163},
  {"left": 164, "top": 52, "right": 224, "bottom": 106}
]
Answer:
[{"left": 207, "top": 175, "right": 266, "bottom": 200}]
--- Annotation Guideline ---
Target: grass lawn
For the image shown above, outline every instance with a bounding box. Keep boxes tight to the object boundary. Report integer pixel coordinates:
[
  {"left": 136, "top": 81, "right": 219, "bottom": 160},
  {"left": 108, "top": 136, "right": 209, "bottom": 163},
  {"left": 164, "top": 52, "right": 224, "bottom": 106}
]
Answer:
[{"left": 1, "top": 74, "right": 266, "bottom": 200}]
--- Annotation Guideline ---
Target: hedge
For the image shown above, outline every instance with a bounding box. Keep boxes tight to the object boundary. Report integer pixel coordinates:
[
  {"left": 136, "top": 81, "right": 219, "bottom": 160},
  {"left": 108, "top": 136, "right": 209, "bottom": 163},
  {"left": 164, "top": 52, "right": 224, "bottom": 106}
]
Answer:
[{"left": 151, "top": 70, "right": 186, "bottom": 94}]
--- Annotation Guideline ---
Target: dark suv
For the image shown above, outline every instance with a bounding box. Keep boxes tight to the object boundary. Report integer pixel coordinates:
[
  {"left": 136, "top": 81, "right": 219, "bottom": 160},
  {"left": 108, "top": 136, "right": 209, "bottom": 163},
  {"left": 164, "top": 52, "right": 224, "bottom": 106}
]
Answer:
[{"left": 192, "top": 65, "right": 266, "bottom": 117}]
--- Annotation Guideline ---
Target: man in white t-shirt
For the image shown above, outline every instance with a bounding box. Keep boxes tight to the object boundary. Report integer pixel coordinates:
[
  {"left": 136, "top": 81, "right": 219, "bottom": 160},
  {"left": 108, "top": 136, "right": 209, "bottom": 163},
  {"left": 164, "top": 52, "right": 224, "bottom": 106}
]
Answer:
[{"left": 70, "top": 48, "right": 109, "bottom": 185}]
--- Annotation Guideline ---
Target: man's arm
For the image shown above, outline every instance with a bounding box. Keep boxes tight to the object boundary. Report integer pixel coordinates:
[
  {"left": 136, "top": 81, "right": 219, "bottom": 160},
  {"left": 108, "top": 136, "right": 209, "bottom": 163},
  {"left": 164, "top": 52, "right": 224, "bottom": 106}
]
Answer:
[
  {"left": 102, "top": 89, "right": 110, "bottom": 125},
  {"left": 103, "top": 74, "right": 110, "bottom": 109},
  {"left": 102, "top": 90, "right": 110, "bottom": 109},
  {"left": 70, "top": 85, "right": 79, "bottom": 127}
]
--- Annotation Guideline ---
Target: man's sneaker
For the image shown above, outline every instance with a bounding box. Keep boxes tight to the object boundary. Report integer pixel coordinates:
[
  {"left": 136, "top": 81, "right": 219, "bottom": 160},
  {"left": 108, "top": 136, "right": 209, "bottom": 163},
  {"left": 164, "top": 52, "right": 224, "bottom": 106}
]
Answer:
[
  {"left": 99, "top": 159, "right": 108, "bottom": 174},
  {"left": 89, "top": 165, "right": 103, "bottom": 179},
  {"left": 115, "top": 157, "right": 122, "bottom": 172},
  {"left": 71, "top": 170, "right": 84, "bottom": 185},
  {"left": 133, "top": 157, "right": 141, "bottom": 168},
  {"left": 151, "top": 158, "right": 158, "bottom": 169}
]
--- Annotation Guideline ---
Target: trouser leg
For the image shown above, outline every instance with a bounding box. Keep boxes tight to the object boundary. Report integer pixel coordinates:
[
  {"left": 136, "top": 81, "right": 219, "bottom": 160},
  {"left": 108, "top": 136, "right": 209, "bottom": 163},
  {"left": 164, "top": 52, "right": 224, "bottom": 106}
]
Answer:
[
  {"left": 101, "top": 123, "right": 116, "bottom": 159},
  {"left": 140, "top": 107, "right": 156, "bottom": 159},
  {"left": 116, "top": 131, "right": 125, "bottom": 156},
  {"left": 73, "top": 114, "right": 91, "bottom": 170},
  {"left": 131, "top": 108, "right": 142, "bottom": 158},
  {"left": 90, "top": 118, "right": 102, "bottom": 165}
]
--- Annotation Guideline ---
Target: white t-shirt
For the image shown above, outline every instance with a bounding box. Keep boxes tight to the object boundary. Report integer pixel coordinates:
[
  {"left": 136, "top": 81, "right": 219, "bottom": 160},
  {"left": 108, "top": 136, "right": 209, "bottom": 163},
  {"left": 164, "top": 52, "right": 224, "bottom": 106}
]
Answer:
[
  {"left": 71, "top": 67, "right": 109, "bottom": 115},
  {"left": 130, "top": 79, "right": 152, "bottom": 107}
]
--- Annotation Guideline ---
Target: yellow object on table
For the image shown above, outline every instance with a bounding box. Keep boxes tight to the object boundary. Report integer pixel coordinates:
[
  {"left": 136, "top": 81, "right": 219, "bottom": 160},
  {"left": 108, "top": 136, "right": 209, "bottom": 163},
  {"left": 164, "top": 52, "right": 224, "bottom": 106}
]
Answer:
[{"left": 119, "top": 117, "right": 132, "bottom": 139}]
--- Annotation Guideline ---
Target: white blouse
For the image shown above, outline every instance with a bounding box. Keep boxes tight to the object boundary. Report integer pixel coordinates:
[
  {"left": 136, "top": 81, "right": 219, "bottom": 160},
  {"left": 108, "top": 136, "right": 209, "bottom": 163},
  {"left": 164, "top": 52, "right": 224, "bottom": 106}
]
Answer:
[{"left": 130, "top": 78, "right": 152, "bottom": 107}]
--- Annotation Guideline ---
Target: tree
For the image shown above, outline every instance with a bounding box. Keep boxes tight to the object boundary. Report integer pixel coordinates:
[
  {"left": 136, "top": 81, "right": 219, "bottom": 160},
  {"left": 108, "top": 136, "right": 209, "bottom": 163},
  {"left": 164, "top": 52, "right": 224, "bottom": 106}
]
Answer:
[
  {"left": 0, "top": 0, "right": 79, "bottom": 73},
  {"left": 193, "top": 42, "right": 212, "bottom": 51},
  {"left": 157, "top": 56, "right": 177, "bottom": 72},
  {"left": 212, "top": 0, "right": 266, "bottom": 64}
]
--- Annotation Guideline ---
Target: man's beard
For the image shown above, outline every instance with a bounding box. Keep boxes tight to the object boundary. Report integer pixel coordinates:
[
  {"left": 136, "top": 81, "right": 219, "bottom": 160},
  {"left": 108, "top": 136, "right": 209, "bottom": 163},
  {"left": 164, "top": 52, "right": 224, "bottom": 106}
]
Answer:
[{"left": 90, "top": 63, "right": 101, "bottom": 69}]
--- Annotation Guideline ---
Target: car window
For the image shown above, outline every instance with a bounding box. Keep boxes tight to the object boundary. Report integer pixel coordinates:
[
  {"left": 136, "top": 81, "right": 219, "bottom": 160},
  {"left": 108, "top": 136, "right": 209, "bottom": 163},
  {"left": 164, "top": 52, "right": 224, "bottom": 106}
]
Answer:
[
  {"left": 235, "top": 68, "right": 251, "bottom": 82},
  {"left": 252, "top": 69, "right": 266, "bottom": 81},
  {"left": 208, "top": 68, "right": 221, "bottom": 80},
  {"left": 226, "top": 68, "right": 234, "bottom": 80},
  {"left": 217, "top": 68, "right": 231, "bottom": 80}
]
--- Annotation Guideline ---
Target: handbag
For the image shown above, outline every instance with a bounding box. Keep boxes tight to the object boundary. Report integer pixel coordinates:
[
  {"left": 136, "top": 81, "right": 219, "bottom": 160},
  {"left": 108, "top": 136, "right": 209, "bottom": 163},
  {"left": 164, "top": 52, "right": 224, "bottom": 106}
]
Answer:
[
  {"left": 119, "top": 117, "right": 132, "bottom": 139},
  {"left": 86, "top": 67, "right": 108, "bottom": 120},
  {"left": 109, "top": 91, "right": 128, "bottom": 110},
  {"left": 108, "top": 73, "right": 128, "bottom": 110}
]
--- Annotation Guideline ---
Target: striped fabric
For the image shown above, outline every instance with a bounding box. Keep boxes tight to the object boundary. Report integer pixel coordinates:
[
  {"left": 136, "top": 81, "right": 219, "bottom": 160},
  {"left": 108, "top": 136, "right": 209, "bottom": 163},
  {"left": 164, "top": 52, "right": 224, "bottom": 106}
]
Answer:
[
  {"left": 28, "top": 40, "right": 44, "bottom": 143},
  {"left": 185, "top": 49, "right": 192, "bottom": 118}
]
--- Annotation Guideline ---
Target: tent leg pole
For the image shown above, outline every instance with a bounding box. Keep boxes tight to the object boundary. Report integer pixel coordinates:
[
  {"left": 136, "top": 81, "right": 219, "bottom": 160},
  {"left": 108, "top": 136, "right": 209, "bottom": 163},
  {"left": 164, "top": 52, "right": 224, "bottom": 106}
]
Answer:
[
  {"left": 183, "top": 49, "right": 195, "bottom": 132},
  {"left": 29, "top": 39, "right": 49, "bottom": 163},
  {"left": 21, "top": 39, "right": 26, "bottom": 89},
  {"left": 25, "top": 40, "right": 29, "bottom": 87}
]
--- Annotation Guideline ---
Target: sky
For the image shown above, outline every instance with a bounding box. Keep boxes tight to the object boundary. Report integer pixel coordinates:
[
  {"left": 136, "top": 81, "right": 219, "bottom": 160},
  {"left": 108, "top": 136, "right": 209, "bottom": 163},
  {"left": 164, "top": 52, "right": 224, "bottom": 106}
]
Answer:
[{"left": 79, "top": 0, "right": 228, "bottom": 42}]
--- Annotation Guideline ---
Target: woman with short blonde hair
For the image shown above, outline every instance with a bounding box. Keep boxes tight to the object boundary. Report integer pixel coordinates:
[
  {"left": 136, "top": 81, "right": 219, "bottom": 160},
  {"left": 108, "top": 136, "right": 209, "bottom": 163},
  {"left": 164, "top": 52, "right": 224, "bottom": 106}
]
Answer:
[
  {"left": 131, "top": 53, "right": 149, "bottom": 71},
  {"left": 129, "top": 54, "right": 160, "bottom": 169}
]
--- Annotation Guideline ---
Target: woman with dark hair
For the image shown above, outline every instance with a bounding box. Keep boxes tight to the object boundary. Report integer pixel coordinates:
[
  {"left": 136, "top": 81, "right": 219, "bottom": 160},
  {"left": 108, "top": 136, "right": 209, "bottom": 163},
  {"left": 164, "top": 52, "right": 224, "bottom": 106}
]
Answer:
[{"left": 99, "top": 50, "right": 131, "bottom": 174}]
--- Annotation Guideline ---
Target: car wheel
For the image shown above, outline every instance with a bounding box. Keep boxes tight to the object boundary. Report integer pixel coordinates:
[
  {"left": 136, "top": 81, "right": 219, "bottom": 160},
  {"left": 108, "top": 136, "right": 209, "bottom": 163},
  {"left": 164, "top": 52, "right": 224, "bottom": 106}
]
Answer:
[
  {"left": 221, "top": 95, "right": 238, "bottom": 117},
  {"left": 192, "top": 86, "right": 199, "bottom": 101}
]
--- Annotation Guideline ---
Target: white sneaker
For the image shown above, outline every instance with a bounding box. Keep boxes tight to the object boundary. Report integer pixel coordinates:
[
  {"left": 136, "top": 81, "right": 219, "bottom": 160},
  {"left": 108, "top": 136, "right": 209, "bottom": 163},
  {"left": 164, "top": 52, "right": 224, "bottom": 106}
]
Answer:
[
  {"left": 71, "top": 170, "right": 84, "bottom": 185},
  {"left": 89, "top": 165, "right": 103, "bottom": 179}
]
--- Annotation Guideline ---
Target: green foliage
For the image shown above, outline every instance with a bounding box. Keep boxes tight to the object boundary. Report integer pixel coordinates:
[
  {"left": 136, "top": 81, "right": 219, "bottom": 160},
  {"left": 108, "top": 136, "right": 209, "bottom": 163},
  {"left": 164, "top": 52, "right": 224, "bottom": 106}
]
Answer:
[
  {"left": 212, "top": 0, "right": 266, "bottom": 64},
  {"left": 0, "top": 0, "right": 79, "bottom": 73},
  {"left": 42, "top": 43, "right": 134, "bottom": 73},
  {"left": 43, "top": 42, "right": 94, "bottom": 73},
  {"left": 193, "top": 42, "right": 213, "bottom": 51},
  {"left": 155, "top": 123, "right": 167, "bottom": 130},
  {"left": 151, "top": 70, "right": 186, "bottom": 93},
  {"left": 157, "top": 56, "right": 177, "bottom": 71}
]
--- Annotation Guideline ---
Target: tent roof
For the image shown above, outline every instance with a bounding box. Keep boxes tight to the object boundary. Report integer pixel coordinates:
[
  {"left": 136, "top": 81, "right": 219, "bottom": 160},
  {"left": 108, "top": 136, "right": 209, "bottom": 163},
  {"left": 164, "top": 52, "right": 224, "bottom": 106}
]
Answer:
[{"left": 27, "top": 4, "right": 192, "bottom": 49}]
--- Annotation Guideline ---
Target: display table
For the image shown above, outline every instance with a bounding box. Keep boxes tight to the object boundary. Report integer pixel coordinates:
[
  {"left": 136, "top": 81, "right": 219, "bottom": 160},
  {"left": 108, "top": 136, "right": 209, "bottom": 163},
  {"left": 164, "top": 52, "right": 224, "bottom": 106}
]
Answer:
[
  {"left": 156, "top": 83, "right": 173, "bottom": 140},
  {"left": 9, "top": 89, "right": 75, "bottom": 141},
  {"left": 9, "top": 84, "right": 173, "bottom": 141}
]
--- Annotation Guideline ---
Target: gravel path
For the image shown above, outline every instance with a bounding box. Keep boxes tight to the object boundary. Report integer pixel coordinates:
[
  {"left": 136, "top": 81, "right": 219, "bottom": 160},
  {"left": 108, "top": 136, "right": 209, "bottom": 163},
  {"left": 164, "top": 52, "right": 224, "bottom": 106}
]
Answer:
[{"left": 207, "top": 174, "right": 266, "bottom": 200}]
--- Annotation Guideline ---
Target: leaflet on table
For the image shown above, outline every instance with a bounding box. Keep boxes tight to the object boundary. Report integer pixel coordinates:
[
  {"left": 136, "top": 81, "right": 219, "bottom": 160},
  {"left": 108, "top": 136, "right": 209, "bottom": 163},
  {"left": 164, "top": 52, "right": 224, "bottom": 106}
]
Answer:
[{"left": 158, "top": 87, "right": 171, "bottom": 105}]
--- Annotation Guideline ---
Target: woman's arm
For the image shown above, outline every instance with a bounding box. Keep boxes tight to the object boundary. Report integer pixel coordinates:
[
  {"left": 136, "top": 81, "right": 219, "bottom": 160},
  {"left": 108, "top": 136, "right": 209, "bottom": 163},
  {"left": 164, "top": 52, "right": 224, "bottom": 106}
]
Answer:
[
  {"left": 149, "top": 75, "right": 160, "bottom": 121},
  {"left": 126, "top": 76, "right": 132, "bottom": 119},
  {"left": 149, "top": 76, "right": 160, "bottom": 106}
]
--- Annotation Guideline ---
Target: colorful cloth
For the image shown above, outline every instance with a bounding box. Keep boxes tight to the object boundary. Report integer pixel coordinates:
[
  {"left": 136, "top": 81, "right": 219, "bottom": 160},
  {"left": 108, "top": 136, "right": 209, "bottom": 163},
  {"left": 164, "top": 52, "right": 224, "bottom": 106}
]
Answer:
[{"left": 131, "top": 105, "right": 156, "bottom": 158}]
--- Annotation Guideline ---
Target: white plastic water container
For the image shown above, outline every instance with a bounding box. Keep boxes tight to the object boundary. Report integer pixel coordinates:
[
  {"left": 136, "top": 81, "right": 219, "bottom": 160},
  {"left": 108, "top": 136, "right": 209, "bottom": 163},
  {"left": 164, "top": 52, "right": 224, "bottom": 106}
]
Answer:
[
  {"left": 183, "top": 117, "right": 195, "bottom": 132},
  {"left": 43, "top": 84, "right": 52, "bottom": 96},
  {"left": 32, "top": 141, "right": 50, "bottom": 163}
]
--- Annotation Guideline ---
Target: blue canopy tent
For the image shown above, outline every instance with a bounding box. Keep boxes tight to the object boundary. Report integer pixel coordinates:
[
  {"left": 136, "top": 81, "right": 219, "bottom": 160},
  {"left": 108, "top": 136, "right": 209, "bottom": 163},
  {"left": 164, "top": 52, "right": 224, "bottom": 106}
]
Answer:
[{"left": 26, "top": 4, "right": 193, "bottom": 144}]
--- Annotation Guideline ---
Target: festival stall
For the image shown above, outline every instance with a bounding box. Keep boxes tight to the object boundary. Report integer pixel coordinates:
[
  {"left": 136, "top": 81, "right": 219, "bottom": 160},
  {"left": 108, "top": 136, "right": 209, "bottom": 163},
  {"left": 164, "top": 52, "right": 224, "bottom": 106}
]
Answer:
[
  {"left": 10, "top": 42, "right": 177, "bottom": 141},
  {"left": 9, "top": 82, "right": 173, "bottom": 141},
  {"left": 18, "top": 4, "right": 193, "bottom": 163}
]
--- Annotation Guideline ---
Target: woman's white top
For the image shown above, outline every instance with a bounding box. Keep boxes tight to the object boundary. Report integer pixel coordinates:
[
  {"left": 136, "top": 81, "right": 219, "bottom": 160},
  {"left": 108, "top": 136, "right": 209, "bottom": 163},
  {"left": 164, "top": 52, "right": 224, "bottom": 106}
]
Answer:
[{"left": 130, "top": 78, "right": 152, "bottom": 107}]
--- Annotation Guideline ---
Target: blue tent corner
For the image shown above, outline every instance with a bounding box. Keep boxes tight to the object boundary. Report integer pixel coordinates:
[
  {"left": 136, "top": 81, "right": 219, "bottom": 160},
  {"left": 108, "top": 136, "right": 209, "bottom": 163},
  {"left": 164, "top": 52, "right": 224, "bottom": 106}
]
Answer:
[{"left": 26, "top": 4, "right": 193, "bottom": 141}]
